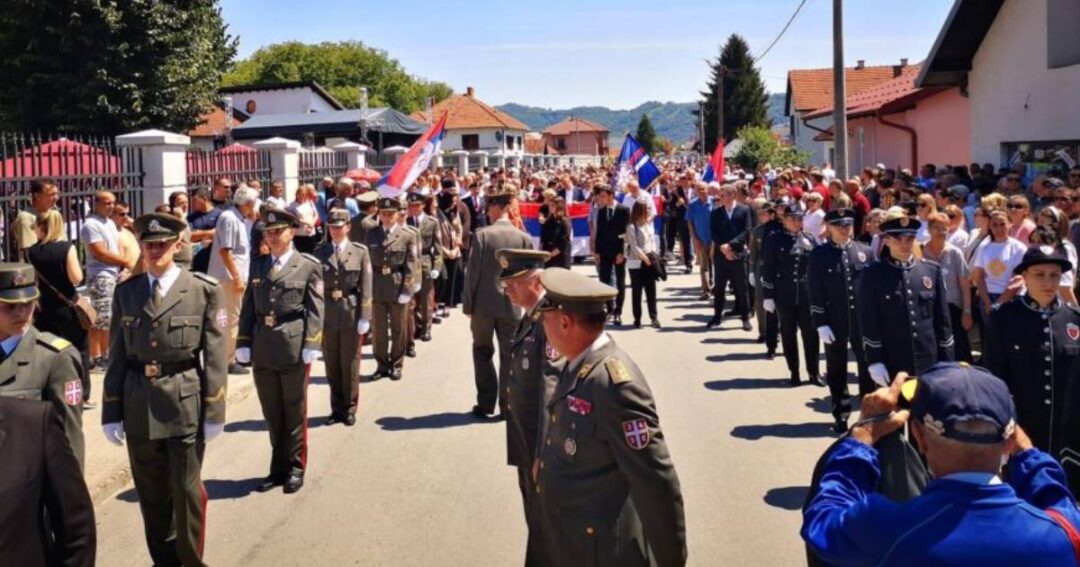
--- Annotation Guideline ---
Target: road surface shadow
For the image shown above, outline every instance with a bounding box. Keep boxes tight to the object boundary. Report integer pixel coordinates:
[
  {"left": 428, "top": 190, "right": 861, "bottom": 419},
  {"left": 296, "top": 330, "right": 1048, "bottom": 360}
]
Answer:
[
  {"left": 205, "top": 478, "right": 263, "bottom": 500},
  {"left": 705, "top": 352, "right": 767, "bottom": 363},
  {"left": 375, "top": 411, "right": 498, "bottom": 431},
  {"left": 704, "top": 377, "right": 790, "bottom": 391},
  {"left": 701, "top": 336, "right": 760, "bottom": 345},
  {"left": 764, "top": 486, "right": 810, "bottom": 511},
  {"left": 730, "top": 421, "right": 835, "bottom": 440},
  {"left": 225, "top": 417, "right": 331, "bottom": 433},
  {"left": 805, "top": 396, "right": 832, "bottom": 414}
]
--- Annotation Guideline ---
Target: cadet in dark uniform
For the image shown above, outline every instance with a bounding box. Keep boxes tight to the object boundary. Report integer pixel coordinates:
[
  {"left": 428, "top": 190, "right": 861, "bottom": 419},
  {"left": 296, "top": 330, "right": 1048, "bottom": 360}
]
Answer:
[
  {"left": 236, "top": 208, "right": 324, "bottom": 494},
  {"left": 349, "top": 191, "right": 380, "bottom": 244},
  {"left": 807, "top": 209, "right": 873, "bottom": 431},
  {"left": 407, "top": 192, "right": 442, "bottom": 343},
  {"left": 498, "top": 249, "right": 559, "bottom": 566},
  {"left": 314, "top": 209, "right": 372, "bottom": 426},
  {"left": 102, "top": 213, "right": 228, "bottom": 567},
  {"left": 366, "top": 197, "right": 418, "bottom": 380},
  {"left": 762, "top": 204, "right": 821, "bottom": 386},
  {"left": 748, "top": 201, "right": 782, "bottom": 357},
  {"left": 984, "top": 245, "right": 1080, "bottom": 494},
  {"left": 0, "top": 263, "right": 85, "bottom": 468},
  {"left": 534, "top": 268, "right": 686, "bottom": 567}
]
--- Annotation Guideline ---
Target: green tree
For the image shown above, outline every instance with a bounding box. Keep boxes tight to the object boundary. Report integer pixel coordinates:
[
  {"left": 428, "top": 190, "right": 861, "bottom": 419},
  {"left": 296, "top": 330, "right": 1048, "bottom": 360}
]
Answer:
[
  {"left": 223, "top": 41, "right": 452, "bottom": 113},
  {"left": 0, "top": 0, "right": 236, "bottom": 134},
  {"left": 732, "top": 125, "right": 809, "bottom": 171},
  {"left": 636, "top": 113, "right": 658, "bottom": 155},
  {"left": 694, "top": 34, "right": 770, "bottom": 154}
]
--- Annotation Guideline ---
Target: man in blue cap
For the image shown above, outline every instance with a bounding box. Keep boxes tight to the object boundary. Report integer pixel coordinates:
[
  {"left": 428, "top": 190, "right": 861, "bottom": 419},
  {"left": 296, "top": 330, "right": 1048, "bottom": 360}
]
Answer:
[{"left": 803, "top": 363, "right": 1080, "bottom": 565}]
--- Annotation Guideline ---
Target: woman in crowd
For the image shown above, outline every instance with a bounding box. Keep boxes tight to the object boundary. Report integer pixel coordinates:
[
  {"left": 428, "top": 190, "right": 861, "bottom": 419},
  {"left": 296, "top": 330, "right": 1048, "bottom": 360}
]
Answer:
[
  {"left": 944, "top": 204, "right": 969, "bottom": 249},
  {"left": 540, "top": 196, "right": 572, "bottom": 269},
  {"left": 972, "top": 209, "right": 1028, "bottom": 317},
  {"left": 802, "top": 192, "right": 826, "bottom": 242},
  {"left": 914, "top": 193, "right": 937, "bottom": 244},
  {"left": 1032, "top": 208, "right": 1078, "bottom": 306},
  {"left": 923, "top": 212, "right": 974, "bottom": 362},
  {"left": 435, "top": 188, "right": 464, "bottom": 314},
  {"left": 860, "top": 209, "right": 884, "bottom": 247},
  {"left": 1006, "top": 194, "right": 1037, "bottom": 244},
  {"left": 26, "top": 210, "right": 91, "bottom": 408},
  {"left": 289, "top": 183, "right": 320, "bottom": 253},
  {"left": 625, "top": 199, "right": 660, "bottom": 329}
]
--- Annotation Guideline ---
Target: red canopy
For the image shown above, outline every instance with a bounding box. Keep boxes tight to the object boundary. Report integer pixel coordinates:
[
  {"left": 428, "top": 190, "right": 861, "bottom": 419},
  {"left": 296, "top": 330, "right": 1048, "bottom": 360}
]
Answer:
[
  {"left": 0, "top": 139, "right": 121, "bottom": 178},
  {"left": 345, "top": 168, "right": 382, "bottom": 184}
]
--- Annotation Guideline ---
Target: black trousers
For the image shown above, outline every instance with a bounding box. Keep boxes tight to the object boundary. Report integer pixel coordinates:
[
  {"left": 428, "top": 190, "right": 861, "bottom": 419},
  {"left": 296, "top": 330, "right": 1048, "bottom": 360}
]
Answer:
[
  {"left": 596, "top": 256, "right": 626, "bottom": 317},
  {"left": 948, "top": 303, "right": 973, "bottom": 363},
  {"left": 824, "top": 319, "right": 871, "bottom": 421},
  {"left": 778, "top": 298, "right": 819, "bottom": 379},
  {"left": 712, "top": 252, "right": 750, "bottom": 320},
  {"left": 665, "top": 217, "right": 692, "bottom": 267},
  {"left": 628, "top": 267, "right": 657, "bottom": 323},
  {"left": 437, "top": 257, "right": 459, "bottom": 307}
]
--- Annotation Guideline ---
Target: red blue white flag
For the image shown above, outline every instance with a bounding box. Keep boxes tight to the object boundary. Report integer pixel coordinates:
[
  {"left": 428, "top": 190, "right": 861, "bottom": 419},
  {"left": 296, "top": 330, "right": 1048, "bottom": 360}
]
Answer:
[{"left": 377, "top": 113, "right": 448, "bottom": 197}]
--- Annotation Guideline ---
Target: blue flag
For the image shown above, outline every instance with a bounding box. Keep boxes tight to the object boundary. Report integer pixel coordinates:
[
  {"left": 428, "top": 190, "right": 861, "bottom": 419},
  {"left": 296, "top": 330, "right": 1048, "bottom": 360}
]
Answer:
[{"left": 614, "top": 134, "right": 660, "bottom": 190}]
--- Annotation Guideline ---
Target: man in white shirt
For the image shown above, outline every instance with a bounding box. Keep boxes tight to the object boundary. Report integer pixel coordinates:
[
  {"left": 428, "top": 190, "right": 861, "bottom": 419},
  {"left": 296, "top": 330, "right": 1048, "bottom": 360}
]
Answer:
[
  {"left": 620, "top": 180, "right": 657, "bottom": 220},
  {"left": 81, "top": 190, "right": 132, "bottom": 369}
]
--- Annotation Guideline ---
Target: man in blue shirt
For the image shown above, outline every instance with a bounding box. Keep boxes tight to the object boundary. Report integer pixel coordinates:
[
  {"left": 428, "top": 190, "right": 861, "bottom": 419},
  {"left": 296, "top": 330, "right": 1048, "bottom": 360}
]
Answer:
[
  {"left": 803, "top": 362, "right": 1080, "bottom": 566},
  {"left": 685, "top": 182, "right": 714, "bottom": 301}
]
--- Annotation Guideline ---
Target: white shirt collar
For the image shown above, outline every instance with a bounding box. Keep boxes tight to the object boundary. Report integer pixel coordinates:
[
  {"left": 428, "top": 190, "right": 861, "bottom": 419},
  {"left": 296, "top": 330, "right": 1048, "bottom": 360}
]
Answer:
[
  {"left": 334, "top": 239, "right": 349, "bottom": 255},
  {"left": 567, "top": 332, "right": 612, "bottom": 376},
  {"left": 272, "top": 246, "right": 295, "bottom": 268},
  {"left": 941, "top": 472, "right": 1002, "bottom": 485},
  {"left": 0, "top": 333, "right": 24, "bottom": 357},
  {"left": 147, "top": 264, "right": 182, "bottom": 297}
]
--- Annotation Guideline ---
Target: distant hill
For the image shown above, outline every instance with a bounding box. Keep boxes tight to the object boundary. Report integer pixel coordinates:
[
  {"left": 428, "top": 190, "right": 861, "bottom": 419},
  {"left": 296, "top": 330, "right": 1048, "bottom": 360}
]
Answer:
[{"left": 497, "top": 93, "right": 786, "bottom": 145}]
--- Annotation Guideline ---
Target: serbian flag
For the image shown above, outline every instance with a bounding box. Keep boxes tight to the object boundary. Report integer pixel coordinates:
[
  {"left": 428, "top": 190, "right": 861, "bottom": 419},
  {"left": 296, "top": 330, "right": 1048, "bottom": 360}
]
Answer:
[
  {"left": 377, "top": 113, "right": 447, "bottom": 197},
  {"left": 614, "top": 134, "right": 660, "bottom": 191},
  {"left": 702, "top": 138, "right": 725, "bottom": 183}
]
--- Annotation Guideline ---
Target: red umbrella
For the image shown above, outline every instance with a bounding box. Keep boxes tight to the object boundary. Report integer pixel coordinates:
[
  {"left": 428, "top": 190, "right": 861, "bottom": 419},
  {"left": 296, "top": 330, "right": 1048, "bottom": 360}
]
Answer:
[{"left": 345, "top": 168, "right": 382, "bottom": 184}]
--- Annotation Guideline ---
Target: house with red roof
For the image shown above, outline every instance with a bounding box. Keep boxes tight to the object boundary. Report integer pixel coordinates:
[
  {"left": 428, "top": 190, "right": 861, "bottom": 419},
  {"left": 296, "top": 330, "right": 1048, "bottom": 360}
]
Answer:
[
  {"left": 803, "top": 62, "right": 970, "bottom": 173},
  {"left": 411, "top": 87, "right": 529, "bottom": 158},
  {"left": 540, "top": 117, "right": 610, "bottom": 156}
]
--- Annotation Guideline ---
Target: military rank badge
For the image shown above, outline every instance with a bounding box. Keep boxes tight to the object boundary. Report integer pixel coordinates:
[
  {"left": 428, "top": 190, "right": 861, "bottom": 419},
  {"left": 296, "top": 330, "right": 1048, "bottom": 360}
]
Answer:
[
  {"left": 922, "top": 276, "right": 933, "bottom": 290},
  {"left": 1068, "top": 323, "right": 1079, "bottom": 342},
  {"left": 315, "top": 280, "right": 324, "bottom": 295},
  {"left": 545, "top": 343, "right": 560, "bottom": 361},
  {"left": 622, "top": 419, "right": 650, "bottom": 450},
  {"left": 216, "top": 309, "right": 228, "bottom": 329},
  {"left": 563, "top": 437, "right": 577, "bottom": 456},
  {"left": 64, "top": 380, "right": 83, "bottom": 406},
  {"left": 567, "top": 396, "right": 592, "bottom": 416}
]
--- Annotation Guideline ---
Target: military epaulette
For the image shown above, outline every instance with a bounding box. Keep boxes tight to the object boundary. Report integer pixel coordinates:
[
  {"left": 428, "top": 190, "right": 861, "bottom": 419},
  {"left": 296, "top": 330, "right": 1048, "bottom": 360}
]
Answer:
[
  {"left": 604, "top": 358, "right": 633, "bottom": 385},
  {"left": 37, "top": 332, "right": 72, "bottom": 352},
  {"left": 351, "top": 241, "right": 369, "bottom": 251},
  {"left": 191, "top": 272, "right": 219, "bottom": 286},
  {"left": 299, "top": 252, "right": 321, "bottom": 264}
]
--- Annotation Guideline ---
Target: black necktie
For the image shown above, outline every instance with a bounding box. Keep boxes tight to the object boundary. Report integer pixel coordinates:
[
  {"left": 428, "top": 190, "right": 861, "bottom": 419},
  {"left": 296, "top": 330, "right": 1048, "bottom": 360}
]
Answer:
[{"left": 151, "top": 279, "right": 162, "bottom": 310}]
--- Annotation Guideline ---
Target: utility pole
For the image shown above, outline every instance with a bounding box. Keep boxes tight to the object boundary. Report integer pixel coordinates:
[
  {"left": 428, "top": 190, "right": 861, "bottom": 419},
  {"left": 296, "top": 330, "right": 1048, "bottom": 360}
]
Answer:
[
  {"left": 716, "top": 66, "right": 725, "bottom": 154},
  {"left": 832, "top": 0, "right": 848, "bottom": 180},
  {"left": 698, "top": 101, "right": 706, "bottom": 161}
]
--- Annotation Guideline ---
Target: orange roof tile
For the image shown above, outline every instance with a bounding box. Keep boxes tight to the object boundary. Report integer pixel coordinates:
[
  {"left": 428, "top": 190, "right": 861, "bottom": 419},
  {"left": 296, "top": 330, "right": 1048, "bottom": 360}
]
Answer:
[
  {"left": 412, "top": 87, "right": 529, "bottom": 131},
  {"left": 541, "top": 116, "right": 609, "bottom": 136},
  {"left": 804, "top": 63, "right": 944, "bottom": 120},
  {"left": 787, "top": 64, "right": 904, "bottom": 113}
]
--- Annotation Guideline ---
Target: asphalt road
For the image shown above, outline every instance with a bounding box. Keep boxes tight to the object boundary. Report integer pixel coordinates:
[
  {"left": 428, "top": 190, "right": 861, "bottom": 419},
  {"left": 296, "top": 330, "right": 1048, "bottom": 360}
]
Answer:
[{"left": 93, "top": 264, "right": 842, "bottom": 566}]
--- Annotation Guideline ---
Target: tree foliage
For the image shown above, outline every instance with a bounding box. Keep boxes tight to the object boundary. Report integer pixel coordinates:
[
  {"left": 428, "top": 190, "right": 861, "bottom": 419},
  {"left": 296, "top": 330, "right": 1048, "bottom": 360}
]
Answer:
[
  {"left": 636, "top": 113, "right": 658, "bottom": 155},
  {"left": 694, "top": 34, "right": 770, "bottom": 155},
  {"left": 732, "top": 125, "right": 808, "bottom": 171},
  {"left": 222, "top": 41, "right": 453, "bottom": 113},
  {"left": 0, "top": 0, "right": 236, "bottom": 134}
]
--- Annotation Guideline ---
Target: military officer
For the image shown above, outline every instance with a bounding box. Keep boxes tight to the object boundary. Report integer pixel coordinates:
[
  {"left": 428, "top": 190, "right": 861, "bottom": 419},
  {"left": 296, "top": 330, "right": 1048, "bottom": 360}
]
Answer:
[
  {"left": 102, "top": 213, "right": 228, "bottom": 567},
  {"left": 349, "top": 191, "right": 380, "bottom": 244},
  {"left": 762, "top": 204, "right": 821, "bottom": 386},
  {"left": 807, "top": 209, "right": 874, "bottom": 432},
  {"left": 498, "top": 249, "right": 558, "bottom": 566},
  {"left": 533, "top": 268, "right": 686, "bottom": 567},
  {"left": 365, "top": 196, "right": 418, "bottom": 381},
  {"left": 314, "top": 209, "right": 372, "bottom": 426},
  {"left": 406, "top": 192, "right": 443, "bottom": 343},
  {"left": 748, "top": 201, "right": 782, "bottom": 357},
  {"left": 0, "top": 263, "right": 85, "bottom": 468},
  {"left": 984, "top": 245, "right": 1080, "bottom": 494},
  {"left": 401, "top": 202, "right": 424, "bottom": 359},
  {"left": 236, "top": 207, "right": 324, "bottom": 494}
]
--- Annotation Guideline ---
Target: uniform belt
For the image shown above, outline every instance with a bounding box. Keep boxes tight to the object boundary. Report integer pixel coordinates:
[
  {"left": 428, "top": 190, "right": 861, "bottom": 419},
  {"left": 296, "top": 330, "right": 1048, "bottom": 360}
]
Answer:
[
  {"left": 259, "top": 311, "right": 304, "bottom": 325},
  {"left": 327, "top": 288, "right": 356, "bottom": 300},
  {"left": 128, "top": 359, "right": 198, "bottom": 379}
]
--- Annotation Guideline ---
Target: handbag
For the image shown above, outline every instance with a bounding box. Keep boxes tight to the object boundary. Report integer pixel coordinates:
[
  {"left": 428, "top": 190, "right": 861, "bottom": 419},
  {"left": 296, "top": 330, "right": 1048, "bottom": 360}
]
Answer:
[
  {"left": 645, "top": 251, "right": 667, "bottom": 281},
  {"left": 36, "top": 271, "right": 97, "bottom": 330}
]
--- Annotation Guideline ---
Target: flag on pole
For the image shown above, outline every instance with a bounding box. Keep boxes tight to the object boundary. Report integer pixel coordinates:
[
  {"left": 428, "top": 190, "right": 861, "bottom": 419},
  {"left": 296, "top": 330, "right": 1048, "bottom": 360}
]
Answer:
[
  {"left": 377, "top": 113, "right": 448, "bottom": 197},
  {"left": 614, "top": 134, "right": 661, "bottom": 190},
  {"left": 702, "top": 138, "right": 725, "bottom": 183}
]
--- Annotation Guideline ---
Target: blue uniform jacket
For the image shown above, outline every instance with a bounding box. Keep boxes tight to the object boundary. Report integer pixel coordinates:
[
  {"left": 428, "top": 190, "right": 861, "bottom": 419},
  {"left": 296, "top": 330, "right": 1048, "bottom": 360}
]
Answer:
[{"left": 803, "top": 437, "right": 1080, "bottom": 566}]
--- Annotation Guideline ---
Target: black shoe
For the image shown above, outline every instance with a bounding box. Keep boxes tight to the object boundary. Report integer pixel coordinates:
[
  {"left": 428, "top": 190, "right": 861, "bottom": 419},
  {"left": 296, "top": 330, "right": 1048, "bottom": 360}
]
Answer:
[
  {"left": 741, "top": 320, "right": 753, "bottom": 332},
  {"left": 255, "top": 475, "right": 283, "bottom": 493},
  {"left": 755, "top": 336, "right": 765, "bottom": 343},
  {"left": 326, "top": 414, "right": 340, "bottom": 426},
  {"left": 765, "top": 351, "right": 775, "bottom": 360},
  {"left": 390, "top": 368, "right": 402, "bottom": 381},
  {"left": 612, "top": 315, "right": 623, "bottom": 326},
  {"left": 228, "top": 363, "right": 249, "bottom": 375},
  {"left": 809, "top": 374, "right": 824, "bottom": 387},
  {"left": 650, "top": 319, "right": 661, "bottom": 329},
  {"left": 405, "top": 346, "right": 417, "bottom": 358},
  {"left": 685, "top": 265, "right": 693, "bottom": 275},
  {"left": 705, "top": 316, "right": 721, "bottom": 329},
  {"left": 432, "top": 317, "right": 442, "bottom": 325},
  {"left": 420, "top": 332, "right": 432, "bottom": 342},
  {"left": 633, "top": 320, "right": 642, "bottom": 329},
  {"left": 724, "top": 309, "right": 739, "bottom": 317},
  {"left": 283, "top": 473, "right": 304, "bottom": 494},
  {"left": 82, "top": 400, "right": 97, "bottom": 410},
  {"left": 343, "top": 414, "right": 357, "bottom": 427},
  {"left": 471, "top": 405, "right": 493, "bottom": 419},
  {"left": 790, "top": 373, "right": 801, "bottom": 386},
  {"left": 832, "top": 419, "right": 848, "bottom": 434},
  {"left": 699, "top": 291, "right": 711, "bottom": 301}
]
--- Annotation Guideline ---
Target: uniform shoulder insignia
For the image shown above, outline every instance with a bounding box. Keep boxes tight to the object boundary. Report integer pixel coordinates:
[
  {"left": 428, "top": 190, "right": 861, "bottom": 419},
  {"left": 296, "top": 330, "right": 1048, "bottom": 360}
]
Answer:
[
  {"left": 351, "top": 242, "right": 369, "bottom": 251},
  {"left": 300, "top": 252, "right": 320, "bottom": 264},
  {"left": 38, "top": 333, "right": 72, "bottom": 352},
  {"left": 605, "top": 358, "right": 633, "bottom": 385},
  {"left": 191, "top": 272, "right": 219, "bottom": 286}
]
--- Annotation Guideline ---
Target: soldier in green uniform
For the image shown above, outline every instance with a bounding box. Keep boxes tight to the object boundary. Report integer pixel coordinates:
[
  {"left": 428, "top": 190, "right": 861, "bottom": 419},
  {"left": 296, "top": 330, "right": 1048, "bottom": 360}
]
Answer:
[
  {"left": 314, "top": 209, "right": 372, "bottom": 426},
  {"left": 349, "top": 191, "right": 380, "bottom": 244},
  {"left": 406, "top": 192, "right": 443, "bottom": 343},
  {"left": 401, "top": 205, "right": 423, "bottom": 359},
  {"left": 236, "top": 208, "right": 324, "bottom": 494},
  {"left": 0, "top": 263, "right": 85, "bottom": 467},
  {"left": 101, "top": 213, "right": 228, "bottom": 567},
  {"left": 533, "top": 268, "right": 687, "bottom": 567},
  {"left": 498, "top": 249, "right": 559, "bottom": 566},
  {"left": 365, "top": 197, "right": 418, "bottom": 381}
]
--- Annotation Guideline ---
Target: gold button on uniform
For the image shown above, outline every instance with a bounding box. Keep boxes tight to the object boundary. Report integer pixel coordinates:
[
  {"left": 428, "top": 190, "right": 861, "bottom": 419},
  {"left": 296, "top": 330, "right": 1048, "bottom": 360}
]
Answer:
[
  {"left": 586, "top": 527, "right": 595, "bottom": 535},
  {"left": 150, "top": 340, "right": 158, "bottom": 347}
]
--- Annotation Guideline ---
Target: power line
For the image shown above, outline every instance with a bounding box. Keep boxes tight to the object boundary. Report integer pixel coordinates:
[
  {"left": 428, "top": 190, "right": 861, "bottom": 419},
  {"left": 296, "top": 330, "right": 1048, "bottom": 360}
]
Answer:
[{"left": 754, "top": 0, "right": 812, "bottom": 64}]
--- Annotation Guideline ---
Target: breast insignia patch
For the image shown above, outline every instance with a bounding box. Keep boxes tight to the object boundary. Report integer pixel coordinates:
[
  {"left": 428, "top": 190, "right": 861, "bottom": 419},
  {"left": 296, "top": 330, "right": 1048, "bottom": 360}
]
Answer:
[{"left": 606, "top": 359, "right": 632, "bottom": 384}]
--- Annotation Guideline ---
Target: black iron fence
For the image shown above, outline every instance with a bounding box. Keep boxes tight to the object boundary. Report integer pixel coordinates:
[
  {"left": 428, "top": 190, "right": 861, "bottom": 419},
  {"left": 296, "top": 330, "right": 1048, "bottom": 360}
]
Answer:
[
  {"left": 185, "top": 145, "right": 272, "bottom": 198},
  {"left": 298, "top": 148, "right": 348, "bottom": 186},
  {"left": 0, "top": 132, "right": 144, "bottom": 261}
]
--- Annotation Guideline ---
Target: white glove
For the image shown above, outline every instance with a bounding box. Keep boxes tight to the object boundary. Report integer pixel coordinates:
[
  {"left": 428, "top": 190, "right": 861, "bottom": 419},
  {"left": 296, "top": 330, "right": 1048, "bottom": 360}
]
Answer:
[
  {"left": 103, "top": 422, "right": 126, "bottom": 447},
  {"left": 748, "top": 273, "right": 756, "bottom": 287},
  {"left": 763, "top": 299, "right": 776, "bottom": 313},
  {"left": 411, "top": 282, "right": 422, "bottom": 294},
  {"left": 868, "top": 363, "right": 890, "bottom": 388},
  {"left": 235, "top": 347, "right": 251, "bottom": 364},
  {"left": 302, "top": 349, "right": 321, "bottom": 364},
  {"left": 357, "top": 319, "right": 370, "bottom": 335},
  {"left": 397, "top": 293, "right": 411, "bottom": 304},
  {"left": 204, "top": 422, "right": 225, "bottom": 442},
  {"left": 817, "top": 325, "right": 836, "bottom": 345},
  {"left": 430, "top": 269, "right": 439, "bottom": 279}
]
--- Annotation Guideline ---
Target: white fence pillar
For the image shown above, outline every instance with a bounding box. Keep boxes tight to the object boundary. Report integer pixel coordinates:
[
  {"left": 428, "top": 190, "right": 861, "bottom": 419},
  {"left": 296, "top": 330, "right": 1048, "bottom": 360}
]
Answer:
[
  {"left": 254, "top": 137, "right": 301, "bottom": 202},
  {"left": 384, "top": 145, "right": 408, "bottom": 164},
  {"left": 333, "top": 142, "right": 368, "bottom": 169},
  {"left": 473, "top": 150, "right": 489, "bottom": 171},
  {"left": 451, "top": 150, "right": 470, "bottom": 174},
  {"left": 115, "top": 129, "right": 190, "bottom": 212}
]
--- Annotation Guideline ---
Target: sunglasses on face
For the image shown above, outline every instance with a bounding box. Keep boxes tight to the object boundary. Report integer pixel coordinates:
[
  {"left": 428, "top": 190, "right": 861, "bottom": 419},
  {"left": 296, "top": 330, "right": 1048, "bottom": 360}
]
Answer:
[
  {"left": 1006, "top": 204, "right": 1026, "bottom": 210},
  {"left": 1007, "top": 177, "right": 1020, "bottom": 182}
]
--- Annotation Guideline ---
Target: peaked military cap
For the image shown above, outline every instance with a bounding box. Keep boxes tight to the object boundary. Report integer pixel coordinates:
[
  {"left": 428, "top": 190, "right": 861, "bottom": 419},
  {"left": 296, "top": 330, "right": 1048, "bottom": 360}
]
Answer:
[
  {"left": 378, "top": 196, "right": 403, "bottom": 211},
  {"left": 326, "top": 208, "right": 351, "bottom": 227},
  {"left": 357, "top": 191, "right": 379, "bottom": 205},
  {"left": 906, "top": 362, "right": 1016, "bottom": 444},
  {"left": 758, "top": 201, "right": 776, "bottom": 213},
  {"left": 261, "top": 207, "right": 298, "bottom": 229},
  {"left": 783, "top": 203, "right": 805, "bottom": 218},
  {"left": 486, "top": 182, "right": 517, "bottom": 201},
  {"left": 1013, "top": 244, "right": 1074, "bottom": 275},
  {"left": 406, "top": 192, "right": 425, "bottom": 204},
  {"left": 880, "top": 215, "right": 921, "bottom": 235},
  {"left": 538, "top": 268, "right": 617, "bottom": 315},
  {"left": 825, "top": 208, "right": 856, "bottom": 225},
  {"left": 496, "top": 249, "right": 551, "bottom": 280},
  {"left": 0, "top": 263, "right": 39, "bottom": 303},
  {"left": 134, "top": 212, "right": 186, "bottom": 242}
]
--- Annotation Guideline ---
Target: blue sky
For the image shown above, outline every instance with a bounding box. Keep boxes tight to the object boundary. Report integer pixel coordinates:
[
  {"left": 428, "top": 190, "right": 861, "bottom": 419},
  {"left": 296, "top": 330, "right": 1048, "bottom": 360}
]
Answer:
[{"left": 220, "top": 0, "right": 954, "bottom": 109}]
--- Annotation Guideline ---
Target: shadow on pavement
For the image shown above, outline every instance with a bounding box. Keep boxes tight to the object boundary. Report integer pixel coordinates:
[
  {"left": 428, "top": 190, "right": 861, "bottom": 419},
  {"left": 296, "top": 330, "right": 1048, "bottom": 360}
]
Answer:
[
  {"left": 704, "top": 377, "right": 790, "bottom": 391},
  {"left": 706, "top": 352, "right": 766, "bottom": 363},
  {"left": 225, "top": 417, "right": 330, "bottom": 433},
  {"left": 805, "top": 397, "right": 832, "bottom": 414},
  {"left": 701, "top": 336, "right": 761, "bottom": 345},
  {"left": 205, "top": 477, "right": 263, "bottom": 500},
  {"left": 730, "top": 422, "right": 834, "bottom": 440},
  {"left": 375, "top": 411, "right": 497, "bottom": 431},
  {"left": 763, "top": 486, "right": 810, "bottom": 511}
]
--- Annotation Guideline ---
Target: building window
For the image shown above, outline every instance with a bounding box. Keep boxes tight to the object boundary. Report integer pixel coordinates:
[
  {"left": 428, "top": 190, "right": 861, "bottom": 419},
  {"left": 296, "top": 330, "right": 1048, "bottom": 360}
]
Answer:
[
  {"left": 462, "top": 134, "right": 479, "bottom": 151},
  {"left": 556, "top": 137, "right": 566, "bottom": 151},
  {"left": 507, "top": 136, "right": 515, "bottom": 150},
  {"left": 1048, "top": 0, "right": 1080, "bottom": 68},
  {"left": 1001, "top": 140, "right": 1079, "bottom": 178}
]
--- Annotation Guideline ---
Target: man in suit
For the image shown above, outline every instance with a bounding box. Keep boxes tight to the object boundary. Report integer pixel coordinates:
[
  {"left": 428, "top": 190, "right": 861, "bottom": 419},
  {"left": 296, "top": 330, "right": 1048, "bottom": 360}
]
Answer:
[
  {"left": 590, "top": 184, "right": 629, "bottom": 324},
  {"left": 365, "top": 197, "right": 418, "bottom": 380},
  {"left": 460, "top": 181, "right": 488, "bottom": 253},
  {"left": 463, "top": 182, "right": 533, "bottom": 420},
  {"left": 0, "top": 397, "right": 95, "bottom": 566},
  {"left": 236, "top": 208, "right": 324, "bottom": 495},
  {"left": 102, "top": 213, "right": 228, "bottom": 566},
  {"left": 314, "top": 209, "right": 372, "bottom": 426},
  {"left": 708, "top": 183, "right": 754, "bottom": 331}
]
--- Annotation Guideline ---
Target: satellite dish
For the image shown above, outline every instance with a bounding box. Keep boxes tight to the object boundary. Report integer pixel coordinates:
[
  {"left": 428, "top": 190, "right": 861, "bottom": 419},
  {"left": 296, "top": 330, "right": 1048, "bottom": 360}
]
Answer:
[{"left": 495, "top": 131, "right": 504, "bottom": 142}]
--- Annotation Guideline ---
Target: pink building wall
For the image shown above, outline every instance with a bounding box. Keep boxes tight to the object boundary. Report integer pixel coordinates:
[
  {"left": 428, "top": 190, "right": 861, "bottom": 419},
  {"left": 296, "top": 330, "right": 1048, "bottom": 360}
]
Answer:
[
  {"left": 541, "top": 132, "right": 609, "bottom": 155},
  {"left": 844, "top": 88, "right": 970, "bottom": 172}
]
